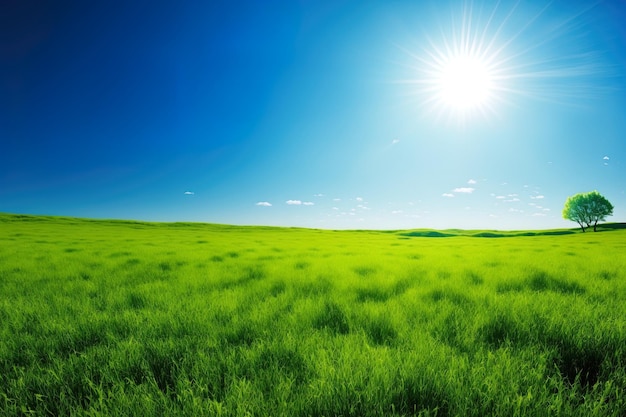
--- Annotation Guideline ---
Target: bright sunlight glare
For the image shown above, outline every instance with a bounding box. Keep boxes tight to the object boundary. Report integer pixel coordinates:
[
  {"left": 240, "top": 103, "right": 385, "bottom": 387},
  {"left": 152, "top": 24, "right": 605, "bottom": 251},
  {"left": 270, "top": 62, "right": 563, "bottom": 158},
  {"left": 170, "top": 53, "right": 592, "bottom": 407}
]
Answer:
[
  {"left": 437, "top": 54, "right": 495, "bottom": 109},
  {"left": 399, "top": 0, "right": 611, "bottom": 125}
]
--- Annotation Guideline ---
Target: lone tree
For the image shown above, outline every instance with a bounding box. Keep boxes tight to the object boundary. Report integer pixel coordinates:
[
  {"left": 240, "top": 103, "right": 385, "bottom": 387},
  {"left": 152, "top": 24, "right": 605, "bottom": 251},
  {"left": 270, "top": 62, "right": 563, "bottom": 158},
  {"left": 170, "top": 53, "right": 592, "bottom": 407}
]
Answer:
[{"left": 562, "top": 190, "right": 614, "bottom": 232}]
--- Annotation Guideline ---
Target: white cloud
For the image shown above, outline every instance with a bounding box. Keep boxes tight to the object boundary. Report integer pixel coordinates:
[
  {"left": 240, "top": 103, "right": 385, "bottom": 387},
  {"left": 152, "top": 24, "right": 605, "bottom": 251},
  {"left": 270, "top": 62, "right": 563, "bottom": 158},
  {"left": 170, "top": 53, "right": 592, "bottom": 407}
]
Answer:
[
  {"left": 530, "top": 195, "right": 545, "bottom": 199},
  {"left": 496, "top": 195, "right": 505, "bottom": 199},
  {"left": 392, "top": 210, "right": 403, "bottom": 214},
  {"left": 303, "top": 202, "right": 314, "bottom": 206},
  {"left": 392, "top": 139, "right": 400, "bottom": 144},
  {"left": 504, "top": 198, "right": 520, "bottom": 202},
  {"left": 314, "top": 193, "right": 324, "bottom": 197},
  {"left": 333, "top": 198, "right": 341, "bottom": 201},
  {"left": 286, "top": 200, "right": 302, "bottom": 205},
  {"left": 184, "top": 191, "right": 194, "bottom": 195},
  {"left": 453, "top": 187, "right": 475, "bottom": 193},
  {"left": 532, "top": 213, "right": 547, "bottom": 217},
  {"left": 603, "top": 156, "right": 610, "bottom": 160},
  {"left": 467, "top": 179, "right": 477, "bottom": 184},
  {"left": 356, "top": 197, "right": 364, "bottom": 202},
  {"left": 332, "top": 207, "right": 339, "bottom": 210},
  {"left": 256, "top": 201, "right": 272, "bottom": 207},
  {"left": 442, "top": 193, "right": 455, "bottom": 198}
]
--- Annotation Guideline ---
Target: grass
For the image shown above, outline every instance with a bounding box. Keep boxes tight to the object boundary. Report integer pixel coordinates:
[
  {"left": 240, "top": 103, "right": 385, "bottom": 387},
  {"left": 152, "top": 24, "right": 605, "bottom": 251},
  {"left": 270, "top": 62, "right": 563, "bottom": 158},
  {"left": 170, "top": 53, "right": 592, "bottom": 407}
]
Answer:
[{"left": 1, "top": 212, "right": 625, "bottom": 416}]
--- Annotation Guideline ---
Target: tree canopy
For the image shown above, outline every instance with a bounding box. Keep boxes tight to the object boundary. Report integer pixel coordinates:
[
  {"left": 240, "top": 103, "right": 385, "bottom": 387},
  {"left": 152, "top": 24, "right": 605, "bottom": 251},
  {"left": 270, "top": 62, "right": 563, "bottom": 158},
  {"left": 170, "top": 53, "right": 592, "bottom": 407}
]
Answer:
[{"left": 562, "top": 191, "right": 614, "bottom": 232}]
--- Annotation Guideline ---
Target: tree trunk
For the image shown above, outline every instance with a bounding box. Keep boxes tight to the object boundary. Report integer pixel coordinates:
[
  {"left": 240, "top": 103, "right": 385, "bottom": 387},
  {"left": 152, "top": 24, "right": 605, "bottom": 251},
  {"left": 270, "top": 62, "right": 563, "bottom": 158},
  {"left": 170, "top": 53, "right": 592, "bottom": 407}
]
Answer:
[
  {"left": 593, "top": 221, "right": 598, "bottom": 232},
  {"left": 578, "top": 221, "right": 585, "bottom": 232}
]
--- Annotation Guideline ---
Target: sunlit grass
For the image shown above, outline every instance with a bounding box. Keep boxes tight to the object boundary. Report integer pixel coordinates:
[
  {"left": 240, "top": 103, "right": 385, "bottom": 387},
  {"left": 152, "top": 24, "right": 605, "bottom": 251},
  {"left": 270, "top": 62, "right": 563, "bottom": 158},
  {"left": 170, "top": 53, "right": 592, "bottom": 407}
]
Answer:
[{"left": 1, "top": 213, "right": 625, "bottom": 416}]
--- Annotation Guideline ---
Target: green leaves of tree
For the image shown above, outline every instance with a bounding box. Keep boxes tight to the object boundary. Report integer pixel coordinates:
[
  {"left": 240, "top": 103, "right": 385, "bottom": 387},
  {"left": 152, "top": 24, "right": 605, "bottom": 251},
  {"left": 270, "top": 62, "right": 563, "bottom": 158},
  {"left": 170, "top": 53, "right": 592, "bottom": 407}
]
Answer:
[{"left": 562, "top": 191, "right": 614, "bottom": 232}]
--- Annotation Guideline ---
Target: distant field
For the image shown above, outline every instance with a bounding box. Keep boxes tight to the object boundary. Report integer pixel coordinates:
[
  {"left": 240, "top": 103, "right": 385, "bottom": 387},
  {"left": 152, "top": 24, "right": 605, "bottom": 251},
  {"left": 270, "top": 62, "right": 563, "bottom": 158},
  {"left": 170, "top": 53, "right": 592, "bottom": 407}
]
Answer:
[{"left": 1, "top": 213, "right": 625, "bottom": 416}]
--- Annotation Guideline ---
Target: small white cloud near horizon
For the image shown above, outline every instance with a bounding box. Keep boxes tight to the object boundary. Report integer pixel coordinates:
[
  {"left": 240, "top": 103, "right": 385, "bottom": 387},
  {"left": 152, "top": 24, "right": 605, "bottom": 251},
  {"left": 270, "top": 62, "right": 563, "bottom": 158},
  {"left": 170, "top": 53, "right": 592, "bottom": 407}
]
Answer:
[
  {"left": 303, "top": 202, "right": 315, "bottom": 206},
  {"left": 530, "top": 195, "right": 545, "bottom": 199},
  {"left": 256, "top": 201, "right": 272, "bottom": 207},
  {"left": 286, "top": 200, "right": 302, "bottom": 205},
  {"left": 467, "top": 179, "right": 477, "bottom": 184},
  {"left": 453, "top": 187, "right": 475, "bottom": 193},
  {"left": 603, "top": 156, "right": 610, "bottom": 160},
  {"left": 184, "top": 191, "right": 194, "bottom": 195},
  {"left": 442, "top": 193, "right": 455, "bottom": 198}
]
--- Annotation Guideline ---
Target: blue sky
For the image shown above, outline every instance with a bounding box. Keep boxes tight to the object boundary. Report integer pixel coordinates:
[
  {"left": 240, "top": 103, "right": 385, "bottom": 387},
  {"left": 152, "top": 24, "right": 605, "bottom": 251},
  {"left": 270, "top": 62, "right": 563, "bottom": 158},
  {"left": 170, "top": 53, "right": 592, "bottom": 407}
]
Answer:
[{"left": 2, "top": 0, "right": 625, "bottom": 229}]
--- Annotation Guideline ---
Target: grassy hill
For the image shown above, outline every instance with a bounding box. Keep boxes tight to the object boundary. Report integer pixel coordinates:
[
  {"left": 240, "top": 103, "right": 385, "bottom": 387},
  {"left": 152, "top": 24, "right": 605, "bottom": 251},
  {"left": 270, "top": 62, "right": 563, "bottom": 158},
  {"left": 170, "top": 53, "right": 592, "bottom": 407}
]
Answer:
[{"left": 1, "top": 213, "right": 625, "bottom": 416}]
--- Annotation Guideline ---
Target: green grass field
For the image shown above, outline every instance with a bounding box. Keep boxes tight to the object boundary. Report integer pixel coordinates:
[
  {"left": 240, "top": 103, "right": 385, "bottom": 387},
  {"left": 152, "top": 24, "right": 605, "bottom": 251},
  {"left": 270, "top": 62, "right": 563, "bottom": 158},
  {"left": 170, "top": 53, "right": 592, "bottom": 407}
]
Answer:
[{"left": 1, "top": 213, "right": 625, "bottom": 416}]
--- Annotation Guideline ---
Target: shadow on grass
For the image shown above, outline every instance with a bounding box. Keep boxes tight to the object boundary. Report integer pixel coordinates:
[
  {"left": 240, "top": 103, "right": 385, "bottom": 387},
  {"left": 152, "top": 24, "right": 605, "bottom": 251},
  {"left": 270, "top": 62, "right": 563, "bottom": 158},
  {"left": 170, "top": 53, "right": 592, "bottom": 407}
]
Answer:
[
  {"left": 595, "top": 223, "right": 626, "bottom": 232},
  {"left": 400, "top": 231, "right": 456, "bottom": 238},
  {"left": 312, "top": 301, "right": 350, "bottom": 335},
  {"left": 477, "top": 309, "right": 615, "bottom": 390},
  {"left": 496, "top": 270, "right": 585, "bottom": 295},
  {"left": 526, "top": 271, "right": 585, "bottom": 294},
  {"left": 398, "top": 229, "right": 578, "bottom": 238}
]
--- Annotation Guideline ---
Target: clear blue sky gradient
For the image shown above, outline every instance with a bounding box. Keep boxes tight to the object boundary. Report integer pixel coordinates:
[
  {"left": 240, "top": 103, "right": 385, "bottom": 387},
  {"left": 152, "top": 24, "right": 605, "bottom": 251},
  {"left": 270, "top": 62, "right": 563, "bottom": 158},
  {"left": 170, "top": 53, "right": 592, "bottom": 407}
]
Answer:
[{"left": 2, "top": 0, "right": 625, "bottom": 229}]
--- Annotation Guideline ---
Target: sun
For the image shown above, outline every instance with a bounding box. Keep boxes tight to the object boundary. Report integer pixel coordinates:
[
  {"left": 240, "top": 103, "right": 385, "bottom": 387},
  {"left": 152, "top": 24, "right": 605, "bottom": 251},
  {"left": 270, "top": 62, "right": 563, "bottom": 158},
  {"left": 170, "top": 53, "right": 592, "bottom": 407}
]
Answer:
[
  {"left": 418, "top": 43, "right": 503, "bottom": 123},
  {"left": 436, "top": 53, "right": 495, "bottom": 110},
  {"left": 398, "top": 0, "right": 607, "bottom": 125},
  {"left": 409, "top": 3, "right": 508, "bottom": 123}
]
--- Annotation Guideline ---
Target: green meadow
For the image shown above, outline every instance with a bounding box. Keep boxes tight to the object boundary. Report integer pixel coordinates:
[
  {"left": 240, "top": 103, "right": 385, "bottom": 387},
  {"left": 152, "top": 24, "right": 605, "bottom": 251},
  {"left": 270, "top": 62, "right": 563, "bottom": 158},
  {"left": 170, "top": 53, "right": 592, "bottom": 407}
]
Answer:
[{"left": 1, "top": 213, "right": 625, "bottom": 416}]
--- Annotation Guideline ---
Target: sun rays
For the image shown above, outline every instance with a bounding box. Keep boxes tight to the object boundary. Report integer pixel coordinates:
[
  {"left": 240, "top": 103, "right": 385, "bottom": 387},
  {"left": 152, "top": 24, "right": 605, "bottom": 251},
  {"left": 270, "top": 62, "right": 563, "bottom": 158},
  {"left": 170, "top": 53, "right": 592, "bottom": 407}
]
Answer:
[{"left": 399, "top": 0, "right": 612, "bottom": 124}]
